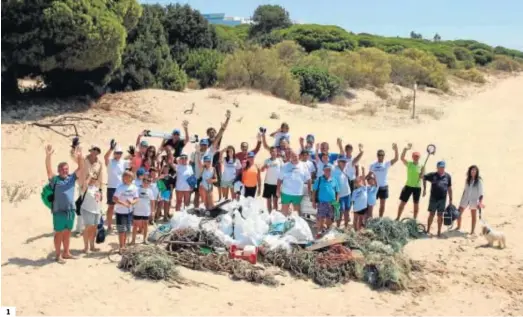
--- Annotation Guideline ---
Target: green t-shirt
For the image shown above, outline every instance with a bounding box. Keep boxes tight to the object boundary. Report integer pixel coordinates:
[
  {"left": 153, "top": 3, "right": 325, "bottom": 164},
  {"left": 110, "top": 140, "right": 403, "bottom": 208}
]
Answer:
[{"left": 406, "top": 161, "right": 422, "bottom": 188}]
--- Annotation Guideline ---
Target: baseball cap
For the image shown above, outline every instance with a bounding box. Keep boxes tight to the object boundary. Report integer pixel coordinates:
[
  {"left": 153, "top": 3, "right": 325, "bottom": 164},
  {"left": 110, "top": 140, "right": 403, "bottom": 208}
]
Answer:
[
  {"left": 172, "top": 129, "right": 180, "bottom": 135},
  {"left": 114, "top": 146, "right": 123, "bottom": 153},
  {"left": 89, "top": 145, "right": 101, "bottom": 154},
  {"left": 247, "top": 151, "right": 255, "bottom": 158},
  {"left": 300, "top": 149, "right": 310, "bottom": 155},
  {"left": 203, "top": 155, "right": 212, "bottom": 162},
  {"left": 337, "top": 155, "right": 348, "bottom": 162},
  {"left": 437, "top": 161, "right": 446, "bottom": 168},
  {"left": 137, "top": 167, "right": 146, "bottom": 176},
  {"left": 139, "top": 140, "right": 149, "bottom": 147},
  {"left": 179, "top": 153, "right": 188, "bottom": 158},
  {"left": 200, "top": 139, "right": 209, "bottom": 146},
  {"left": 323, "top": 163, "right": 333, "bottom": 170},
  {"left": 306, "top": 134, "right": 315, "bottom": 142}
]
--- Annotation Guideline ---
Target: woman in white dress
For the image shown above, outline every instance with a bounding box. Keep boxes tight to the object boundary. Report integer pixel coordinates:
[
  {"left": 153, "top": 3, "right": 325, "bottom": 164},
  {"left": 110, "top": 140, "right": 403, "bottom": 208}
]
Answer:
[{"left": 457, "top": 165, "right": 484, "bottom": 234}]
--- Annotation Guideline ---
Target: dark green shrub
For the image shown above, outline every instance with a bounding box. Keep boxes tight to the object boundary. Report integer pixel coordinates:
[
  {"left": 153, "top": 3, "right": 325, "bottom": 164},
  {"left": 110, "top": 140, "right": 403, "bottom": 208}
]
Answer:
[
  {"left": 472, "top": 49, "right": 494, "bottom": 66},
  {"left": 277, "top": 24, "right": 357, "bottom": 52},
  {"left": 291, "top": 66, "right": 342, "bottom": 101},
  {"left": 183, "top": 49, "right": 224, "bottom": 88}
]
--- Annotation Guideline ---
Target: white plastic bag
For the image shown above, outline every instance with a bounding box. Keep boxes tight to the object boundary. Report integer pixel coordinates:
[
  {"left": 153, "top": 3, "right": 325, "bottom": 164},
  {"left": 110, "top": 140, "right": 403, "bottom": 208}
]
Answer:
[
  {"left": 233, "top": 209, "right": 269, "bottom": 248},
  {"left": 284, "top": 215, "right": 313, "bottom": 243},
  {"left": 217, "top": 213, "right": 233, "bottom": 236},
  {"left": 170, "top": 210, "right": 201, "bottom": 230},
  {"left": 262, "top": 234, "right": 296, "bottom": 253}
]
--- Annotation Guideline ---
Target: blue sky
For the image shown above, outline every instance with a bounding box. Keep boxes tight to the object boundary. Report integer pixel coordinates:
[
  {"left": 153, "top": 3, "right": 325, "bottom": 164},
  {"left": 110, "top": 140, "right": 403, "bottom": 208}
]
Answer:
[{"left": 141, "top": 0, "right": 523, "bottom": 50}]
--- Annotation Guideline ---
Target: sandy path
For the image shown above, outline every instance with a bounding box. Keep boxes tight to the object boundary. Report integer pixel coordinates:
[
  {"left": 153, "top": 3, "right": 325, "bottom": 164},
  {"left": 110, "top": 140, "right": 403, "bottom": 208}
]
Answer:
[{"left": 2, "top": 75, "right": 523, "bottom": 316}]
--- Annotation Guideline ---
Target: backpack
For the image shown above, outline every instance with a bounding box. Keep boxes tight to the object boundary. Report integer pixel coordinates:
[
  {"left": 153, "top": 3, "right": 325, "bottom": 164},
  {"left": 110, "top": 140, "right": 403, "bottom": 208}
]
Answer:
[
  {"left": 95, "top": 216, "right": 106, "bottom": 244},
  {"left": 41, "top": 177, "right": 58, "bottom": 211},
  {"left": 443, "top": 204, "right": 460, "bottom": 226}
]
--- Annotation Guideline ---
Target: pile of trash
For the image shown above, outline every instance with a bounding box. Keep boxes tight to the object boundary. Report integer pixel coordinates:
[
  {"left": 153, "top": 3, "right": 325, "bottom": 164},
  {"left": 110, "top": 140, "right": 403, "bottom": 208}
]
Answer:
[{"left": 118, "top": 197, "right": 425, "bottom": 290}]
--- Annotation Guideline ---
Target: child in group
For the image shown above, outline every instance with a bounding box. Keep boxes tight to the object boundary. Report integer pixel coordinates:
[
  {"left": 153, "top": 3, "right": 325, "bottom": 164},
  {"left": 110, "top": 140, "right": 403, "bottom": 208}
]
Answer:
[
  {"left": 113, "top": 171, "right": 139, "bottom": 253},
  {"left": 220, "top": 146, "right": 242, "bottom": 200},
  {"left": 198, "top": 155, "right": 217, "bottom": 210},
  {"left": 79, "top": 174, "right": 102, "bottom": 253},
  {"left": 134, "top": 167, "right": 146, "bottom": 187},
  {"left": 157, "top": 164, "right": 175, "bottom": 222},
  {"left": 148, "top": 167, "right": 160, "bottom": 225},
  {"left": 175, "top": 153, "right": 194, "bottom": 211},
  {"left": 270, "top": 122, "right": 290, "bottom": 147},
  {"left": 131, "top": 174, "right": 155, "bottom": 245},
  {"left": 351, "top": 169, "right": 369, "bottom": 231},
  {"left": 365, "top": 170, "right": 378, "bottom": 222},
  {"left": 314, "top": 143, "right": 330, "bottom": 178}
]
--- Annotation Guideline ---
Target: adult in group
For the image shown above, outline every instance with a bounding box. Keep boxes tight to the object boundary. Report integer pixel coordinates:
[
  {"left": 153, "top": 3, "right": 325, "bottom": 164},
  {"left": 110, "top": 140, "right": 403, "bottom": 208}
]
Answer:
[
  {"left": 396, "top": 144, "right": 423, "bottom": 221},
  {"left": 261, "top": 147, "right": 284, "bottom": 211},
  {"left": 73, "top": 144, "right": 104, "bottom": 236},
  {"left": 207, "top": 112, "right": 231, "bottom": 200},
  {"left": 299, "top": 149, "right": 317, "bottom": 216},
  {"left": 277, "top": 151, "right": 312, "bottom": 216},
  {"left": 299, "top": 134, "right": 315, "bottom": 154},
  {"left": 312, "top": 164, "right": 339, "bottom": 235},
  {"left": 236, "top": 134, "right": 262, "bottom": 163},
  {"left": 369, "top": 144, "right": 399, "bottom": 217},
  {"left": 241, "top": 152, "right": 261, "bottom": 198},
  {"left": 160, "top": 120, "right": 189, "bottom": 158},
  {"left": 332, "top": 156, "right": 352, "bottom": 228},
  {"left": 174, "top": 154, "right": 194, "bottom": 211},
  {"left": 456, "top": 165, "right": 484, "bottom": 234},
  {"left": 423, "top": 161, "right": 453, "bottom": 237},
  {"left": 219, "top": 146, "right": 242, "bottom": 200},
  {"left": 104, "top": 142, "right": 130, "bottom": 232},
  {"left": 314, "top": 141, "right": 339, "bottom": 163},
  {"left": 45, "top": 144, "right": 84, "bottom": 263}
]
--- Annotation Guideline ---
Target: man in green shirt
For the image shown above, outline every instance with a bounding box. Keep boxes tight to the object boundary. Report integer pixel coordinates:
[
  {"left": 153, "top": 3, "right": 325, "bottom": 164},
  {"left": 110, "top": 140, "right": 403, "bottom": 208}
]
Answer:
[{"left": 396, "top": 144, "right": 424, "bottom": 220}]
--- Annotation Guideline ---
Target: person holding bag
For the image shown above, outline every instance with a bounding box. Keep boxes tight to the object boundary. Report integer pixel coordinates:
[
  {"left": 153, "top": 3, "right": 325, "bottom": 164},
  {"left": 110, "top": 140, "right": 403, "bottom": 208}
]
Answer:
[{"left": 312, "top": 164, "right": 340, "bottom": 237}]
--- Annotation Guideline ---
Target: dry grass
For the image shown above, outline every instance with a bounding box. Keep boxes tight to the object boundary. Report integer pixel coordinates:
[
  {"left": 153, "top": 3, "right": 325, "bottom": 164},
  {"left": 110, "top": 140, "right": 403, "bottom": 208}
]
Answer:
[
  {"left": 208, "top": 92, "right": 223, "bottom": 100},
  {"left": 330, "top": 95, "right": 350, "bottom": 107},
  {"left": 397, "top": 95, "right": 413, "bottom": 110},
  {"left": 419, "top": 107, "right": 444, "bottom": 120},
  {"left": 361, "top": 102, "right": 379, "bottom": 116},
  {"left": 187, "top": 79, "right": 201, "bottom": 90},
  {"left": 300, "top": 94, "right": 317, "bottom": 108},
  {"left": 2, "top": 181, "right": 36, "bottom": 204},
  {"left": 374, "top": 88, "right": 389, "bottom": 100},
  {"left": 270, "top": 112, "right": 280, "bottom": 120}
]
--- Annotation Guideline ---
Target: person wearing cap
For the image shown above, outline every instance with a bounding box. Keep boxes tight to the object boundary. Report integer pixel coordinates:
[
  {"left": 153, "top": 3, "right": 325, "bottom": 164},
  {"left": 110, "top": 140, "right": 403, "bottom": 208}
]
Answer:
[
  {"left": 312, "top": 164, "right": 339, "bottom": 235},
  {"left": 277, "top": 151, "right": 312, "bottom": 216},
  {"left": 262, "top": 133, "right": 291, "bottom": 163},
  {"left": 236, "top": 137, "right": 262, "bottom": 163},
  {"left": 298, "top": 149, "right": 317, "bottom": 216},
  {"left": 261, "top": 147, "right": 284, "bottom": 211},
  {"left": 337, "top": 139, "right": 365, "bottom": 192},
  {"left": 369, "top": 143, "right": 399, "bottom": 218},
  {"left": 190, "top": 138, "right": 215, "bottom": 207},
  {"left": 45, "top": 144, "right": 84, "bottom": 263},
  {"left": 197, "top": 153, "right": 217, "bottom": 209},
  {"left": 220, "top": 146, "right": 242, "bottom": 200},
  {"left": 299, "top": 134, "right": 315, "bottom": 154},
  {"left": 423, "top": 161, "right": 453, "bottom": 236},
  {"left": 206, "top": 111, "right": 232, "bottom": 201},
  {"left": 396, "top": 143, "right": 424, "bottom": 221},
  {"left": 104, "top": 140, "right": 131, "bottom": 232},
  {"left": 333, "top": 155, "right": 352, "bottom": 228},
  {"left": 160, "top": 120, "right": 189, "bottom": 158},
  {"left": 241, "top": 152, "right": 261, "bottom": 198},
  {"left": 134, "top": 167, "right": 146, "bottom": 187}
]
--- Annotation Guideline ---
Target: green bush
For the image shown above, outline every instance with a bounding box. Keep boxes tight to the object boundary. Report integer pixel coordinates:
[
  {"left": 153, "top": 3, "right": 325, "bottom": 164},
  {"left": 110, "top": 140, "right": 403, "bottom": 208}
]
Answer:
[
  {"left": 454, "top": 68, "right": 486, "bottom": 83},
  {"left": 276, "top": 24, "right": 357, "bottom": 52},
  {"left": 389, "top": 49, "right": 449, "bottom": 91},
  {"left": 217, "top": 46, "right": 301, "bottom": 102},
  {"left": 291, "top": 66, "right": 342, "bottom": 101},
  {"left": 271, "top": 41, "right": 306, "bottom": 66},
  {"left": 490, "top": 55, "right": 522, "bottom": 72},
  {"left": 248, "top": 4, "right": 292, "bottom": 38},
  {"left": 453, "top": 47, "right": 474, "bottom": 62},
  {"left": 183, "top": 49, "right": 224, "bottom": 88},
  {"left": 472, "top": 49, "right": 494, "bottom": 66},
  {"left": 215, "top": 25, "right": 243, "bottom": 53},
  {"left": 159, "top": 62, "right": 188, "bottom": 91},
  {"left": 357, "top": 48, "right": 392, "bottom": 87}
]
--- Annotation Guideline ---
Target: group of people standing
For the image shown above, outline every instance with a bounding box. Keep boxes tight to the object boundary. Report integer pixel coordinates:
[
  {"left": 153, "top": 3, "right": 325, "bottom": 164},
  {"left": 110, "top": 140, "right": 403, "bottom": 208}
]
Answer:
[{"left": 44, "top": 110, "right": 485, "bottom": 262}]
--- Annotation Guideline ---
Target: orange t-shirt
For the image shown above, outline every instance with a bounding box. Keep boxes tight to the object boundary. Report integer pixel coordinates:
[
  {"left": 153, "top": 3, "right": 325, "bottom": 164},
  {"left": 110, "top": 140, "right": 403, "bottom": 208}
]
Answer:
[{"left": 242, "top": 165, "right": 259, "bottom": 187}]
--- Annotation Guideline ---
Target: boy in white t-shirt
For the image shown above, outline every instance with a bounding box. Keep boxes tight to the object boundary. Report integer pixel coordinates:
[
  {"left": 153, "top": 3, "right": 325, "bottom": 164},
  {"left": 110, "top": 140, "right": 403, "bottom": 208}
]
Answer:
[
  {"left": 261, "top": 146, "right": 284, "bottom": 212},
  {"left": 368, "top": 144, "right": 399, "bottom": 217},
  {"left": 131, "top": 174, "right": 155, "bottom": 245},
  {"left": 80, "top": 175, "right": 102, "bottom": 253},
  {"left": 113, "top": 171, "right": 139, "bottom": 253},
  {"left": 270, "top": 122, "right": 290, "bottom": 147}
]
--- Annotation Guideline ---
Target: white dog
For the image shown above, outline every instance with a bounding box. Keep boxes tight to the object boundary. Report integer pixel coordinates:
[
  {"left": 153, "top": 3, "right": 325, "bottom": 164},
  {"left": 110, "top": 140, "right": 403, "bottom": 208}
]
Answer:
[{"left": 481, "top": 225, "right": 506, "bottom": 249}]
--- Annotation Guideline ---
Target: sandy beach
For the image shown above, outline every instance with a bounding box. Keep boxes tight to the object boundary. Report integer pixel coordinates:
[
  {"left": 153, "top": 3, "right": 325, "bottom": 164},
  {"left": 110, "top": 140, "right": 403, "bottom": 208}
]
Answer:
[{"left": 2, "top": 74, "right": 523, "bottom": 316}]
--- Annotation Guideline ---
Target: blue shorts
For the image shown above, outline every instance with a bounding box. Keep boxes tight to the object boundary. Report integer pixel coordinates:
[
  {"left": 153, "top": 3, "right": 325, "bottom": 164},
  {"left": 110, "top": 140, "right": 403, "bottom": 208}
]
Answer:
[
  {"left": 161, "top": 190, "right": 171, "bottom": 201},
  {"left": 339, "top": 195, "right": 351, "bottom": 212}
]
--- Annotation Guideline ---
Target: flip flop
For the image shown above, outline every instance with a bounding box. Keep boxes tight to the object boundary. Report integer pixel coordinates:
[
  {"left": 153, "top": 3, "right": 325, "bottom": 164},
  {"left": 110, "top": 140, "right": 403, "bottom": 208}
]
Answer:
[{"left": 55, "top": 257, "right": 66, "bottom": 264}]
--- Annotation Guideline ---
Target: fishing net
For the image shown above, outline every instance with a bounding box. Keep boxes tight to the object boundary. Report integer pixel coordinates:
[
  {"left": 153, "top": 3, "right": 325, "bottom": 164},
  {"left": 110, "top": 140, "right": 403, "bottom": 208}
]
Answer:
[
  {"left": 118, "top": 244, "right": 180, "bottom": 281},
  {"left": 364, "top": 217, "right": 410, "bottom": 251}
]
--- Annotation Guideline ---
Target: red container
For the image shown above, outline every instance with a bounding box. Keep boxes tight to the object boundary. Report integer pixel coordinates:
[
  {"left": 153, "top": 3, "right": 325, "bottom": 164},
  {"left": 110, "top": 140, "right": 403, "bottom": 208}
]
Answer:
[{"left": 229, "top": 245, "right": 258, "bottom": 265}]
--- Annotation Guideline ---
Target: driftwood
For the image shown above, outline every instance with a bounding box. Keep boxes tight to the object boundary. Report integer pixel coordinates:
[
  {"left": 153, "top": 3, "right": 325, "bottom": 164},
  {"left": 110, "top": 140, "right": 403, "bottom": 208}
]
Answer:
[
  {"left": 31, "top": 116, "right": 103, "bottom": 138},
  {"left": 184, "top": 103, "right": 195, "bottom": 115}
]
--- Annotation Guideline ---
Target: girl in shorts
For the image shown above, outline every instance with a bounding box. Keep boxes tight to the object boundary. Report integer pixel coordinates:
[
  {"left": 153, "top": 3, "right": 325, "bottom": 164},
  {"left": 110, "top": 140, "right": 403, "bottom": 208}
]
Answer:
[
  {"left": 175, "top": 154, "right": 194, "bottom": 211},
  {"left": 220, "top": 146, "right": 241, "bottom": 200},
  {"left": 113, "top": 171, "right": 139, "bottom": 253},
  {"left": 198, "top": 155, "right": 217, "bottom": 210},
  {"left": 365, "top": 171, "right": 378, "bottom": 222},
  {"left": 157, "top": 164, "right": 175, "bottom": 221},
  {"left": 131, "top": 175, "right": 155, "bottom": 245},
  {"left": 351, "top": 172, "right": 368, "bottom": 231}
]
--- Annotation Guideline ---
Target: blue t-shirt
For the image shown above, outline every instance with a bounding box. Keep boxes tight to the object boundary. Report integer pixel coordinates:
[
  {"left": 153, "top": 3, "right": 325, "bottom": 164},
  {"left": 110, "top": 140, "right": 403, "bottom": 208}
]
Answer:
[
  {"left": 313, "top": 176, "right": 339, "bottom": 203},
  {"left": 352, "top": 186, "right": 368, "bottom": 212},
  {"left": 310, "top": 152, "right": 339, "bottom": 164},
  {"left": 50, "top": 174, "right": 77, "bottom": 213},
  {"left": 367, "top": 185, "right": 378, "bottom": 206}
]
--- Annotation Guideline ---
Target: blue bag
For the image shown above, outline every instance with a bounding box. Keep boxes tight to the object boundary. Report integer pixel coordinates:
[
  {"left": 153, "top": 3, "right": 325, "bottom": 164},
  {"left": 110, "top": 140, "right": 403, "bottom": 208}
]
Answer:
[{"left": 187, "top": 175, "right": 197, "bottom": 188}]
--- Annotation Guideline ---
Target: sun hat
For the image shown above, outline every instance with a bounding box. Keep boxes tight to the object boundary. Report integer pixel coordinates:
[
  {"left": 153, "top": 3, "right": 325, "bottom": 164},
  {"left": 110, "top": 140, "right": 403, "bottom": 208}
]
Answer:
[{"left": 323, "top": 164, "right": 333, "bottom": 170}]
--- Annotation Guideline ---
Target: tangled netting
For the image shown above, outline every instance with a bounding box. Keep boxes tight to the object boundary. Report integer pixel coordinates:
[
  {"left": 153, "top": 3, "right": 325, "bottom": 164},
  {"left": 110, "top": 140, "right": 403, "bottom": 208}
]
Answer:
[
  {"left": 118, "top": 244, "right": 180, "bottom": 281},
  {"left": 165, "top": 227, "right": 226, "bottom": 251}
]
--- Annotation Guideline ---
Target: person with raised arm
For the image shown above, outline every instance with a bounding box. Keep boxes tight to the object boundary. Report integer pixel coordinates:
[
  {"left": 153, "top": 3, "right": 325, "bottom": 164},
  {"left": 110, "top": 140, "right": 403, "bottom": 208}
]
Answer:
[
  {"left": 277, "top": 150, "right": 312, "bottom": 216},
  {"left": 396, "top": 143, "right": 424, "bottom": 220},
  {"left": 45, "top": 144, "right": 84, "bottom": 263},
  {"left": 337, "top": 139, "right": 365, "bottom": 192},
  {"left": 160, "top": 120, "right": 189, "bottom": 158},
  {"left": 369, "top": 143, "right": 399, "bottom": 217},
  {"left": 104, "top": 141, "right": 130, "bottom": 233}
]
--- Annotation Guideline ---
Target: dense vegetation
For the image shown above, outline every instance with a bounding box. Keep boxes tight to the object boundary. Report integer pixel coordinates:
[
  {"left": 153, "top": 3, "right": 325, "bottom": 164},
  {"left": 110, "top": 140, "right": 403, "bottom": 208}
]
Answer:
[{"left": 2, "top": 1, "right": 522, "bottom": 103}]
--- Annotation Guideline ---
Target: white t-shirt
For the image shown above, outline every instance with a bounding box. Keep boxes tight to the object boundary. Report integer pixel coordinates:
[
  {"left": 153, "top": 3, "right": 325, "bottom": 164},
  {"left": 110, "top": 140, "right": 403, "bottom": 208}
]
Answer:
[
  {"left": 343, "top": 156, "right": 357, "bottom": 180},
  {"left": 303, "top": 160, "right": 316, "bottom": 177},
  {"left": 273, "top": 132, "right": 290, "bottom": 147},
  {"left": 278, "top": 161, "right": 311, "bottom": 196},
  {"left": 264, "top": 157, "right": 284, "bottom": 185},
  {"left": 80, "top": 185, "right": 101, "bottom": 214},
  {"left": 332, "top": 167, "right": 351, "bottom": 197},
  {"left": 134, "top": 187, "right": 155, "bottom": 217},
  {"left": 113, "top": 183, "right": 139, "bottom": 214},
  {"left": 150, "top": 182, "right": 159, "bottom": 200},
  {"left": 222, "top": 158, "right": 241, "bottom": 182},
  {"left": 176, "top": 164, "right": 194, "bottom": 191},
  {"left": 107, "top": 159, "right": 130, "bottom": 188},
  {"left": 369, "top": 161, "right": 392, "bottom": 187},
  {"left": 134, "top": 179, "right": 143, "bottom": 188},
  {"left": 190, "top": 146, "right": 216, "bottom": 178}
]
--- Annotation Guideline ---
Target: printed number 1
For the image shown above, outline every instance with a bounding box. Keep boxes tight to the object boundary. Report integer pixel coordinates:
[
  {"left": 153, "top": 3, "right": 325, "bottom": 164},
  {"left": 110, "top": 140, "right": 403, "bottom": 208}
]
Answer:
[{"left": 1, "top": 307, "right": 16, "bottom": 316}]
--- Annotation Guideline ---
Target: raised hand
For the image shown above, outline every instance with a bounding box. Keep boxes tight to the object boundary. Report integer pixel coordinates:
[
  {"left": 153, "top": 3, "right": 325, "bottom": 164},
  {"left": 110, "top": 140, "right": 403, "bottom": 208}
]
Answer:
[
  {"left": 358, "top": 143, "right": 364, "bottom": 152},
  {"left": 74, "top": 146, "right": 83, "bottom": 159},
  {"left": 392, "top": 143, "right": 398, "bottom": 151},
  {"left": 315, "top": 143, "right": 320, "bottom": 151},
  {"left": 406, "top": 143, "right": 412, "bottom": 150},
  {"left": 182, "top": 120, "right": 189, "bottom": 128},
  {"left": 71, "top": 137, "right": 80, "bottom": 149},
  {"left": 45, "top": 144, "right": 54, "bottom": 156},
  {"left": 225, "top": 110, "right": 231, "bottom": 119},
  {"left": 128, "top": 145, "right": 136, "bottom": 156},
  {"left": 110, "top": 139, "right": 117, "bottom": 150},
  {"left": 337, "top": 138, "right": 342, "bottom": 146},
  {"left": 299, "top": 136, "right": 304, "bottom": 143}
]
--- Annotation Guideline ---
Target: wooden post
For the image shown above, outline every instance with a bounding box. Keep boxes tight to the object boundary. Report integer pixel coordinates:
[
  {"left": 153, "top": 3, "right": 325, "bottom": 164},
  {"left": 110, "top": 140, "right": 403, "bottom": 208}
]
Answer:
[{"left": 412, "top": 82, "right": 417, "bottom": 119}]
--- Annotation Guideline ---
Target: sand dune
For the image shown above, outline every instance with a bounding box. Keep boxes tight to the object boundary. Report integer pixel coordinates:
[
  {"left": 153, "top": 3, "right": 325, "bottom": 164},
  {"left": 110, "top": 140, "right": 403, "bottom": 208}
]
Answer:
[{"left": 2, "top": 75, "right": 523, "bottom": 316}]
